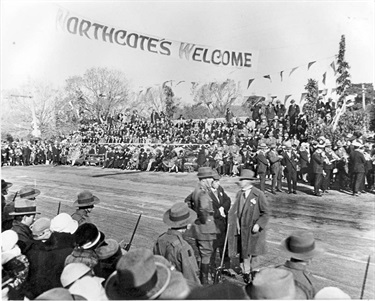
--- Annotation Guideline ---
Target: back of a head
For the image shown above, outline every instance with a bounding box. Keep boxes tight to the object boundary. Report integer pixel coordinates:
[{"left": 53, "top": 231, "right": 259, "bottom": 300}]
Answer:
[{"left": 314, "top": 287, "right": 351, "bottom": 300}]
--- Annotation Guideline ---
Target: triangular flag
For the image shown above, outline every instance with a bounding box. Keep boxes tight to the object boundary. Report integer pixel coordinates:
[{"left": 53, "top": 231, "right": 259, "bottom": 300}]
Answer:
[
  {"left": 176, "top": 81, "right": 185, "bottom": 86},
  {"left": 247, "top": 78, "right": 255, "bottom": 89},
  {"left": 263, "top": 75, "right": 272, "bottom": 83},
  {"left": 322, "top": 72, "right": 327, "bottom": 85},
  {"left": 191, "top": 82, "right": 198, "bottom": 90},
  {"left": 280, "top": 71, "right": 284, "bottom": 82},
  {"left": 307, "top": 61, "right": 316, "bottom": 70},
  {"left": 289, "top": 67, "right": 298, "bottom": 77},
  {"left": 146, "top": 87, "right": 152, "bottom": 94},
  {"left": 162, "top": 80, "right": 170, "bottom": 88},
  {"left": 330, "top": 61, "right": 337, "bottom": 75},
  {"left": 284, "top": 94, "right": 292, "bottom": 105},
  {"left": 138, "top": 90, "right": 144, "bottom": 95},
  {"left": 300, "top": 92, "right": 308, "bottom": 104}
]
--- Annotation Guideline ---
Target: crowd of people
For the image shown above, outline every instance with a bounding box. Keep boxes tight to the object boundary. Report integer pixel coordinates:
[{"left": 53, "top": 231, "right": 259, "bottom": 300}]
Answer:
[
  {"left": 2, "top": 97, "right": 375, "bottom": 196},
  {"left": 2, "top": 166, "right": 354, "bottom": 300}
]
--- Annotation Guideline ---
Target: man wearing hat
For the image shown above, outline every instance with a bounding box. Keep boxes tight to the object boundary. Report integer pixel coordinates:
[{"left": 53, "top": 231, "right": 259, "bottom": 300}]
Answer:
[
  {"left": 227, "top": 169, "right": 270, "bottom": 283},
  {"left": 2, "top": 179, "right": 14, "bottom": 231},
  {"left": 10, "top": 194, "right": 40, "bottom": 252},
  {"left": 287, "top": 99, "right": 300, "bottom": 125},
  {"left": 153, "top": 202, "right": 200, "bottom": 285},
  {"left": 275, "top": 99, "right": 286, "bottom": 119},
  {"left": 281, "top": 141, "right": 299, "bottom": 194},
  {"left": 267, "top": 144, "right": 283, "bottom": 194},
  {"left": 71, "top": 190, "right": 100, "bottom": 225},
  {"left": 256, "top": 143, "right": 269, "bottom": 192},
  {"left": 349, "top": 141, "right": 366, "bottom": 196},
  {"left": 276, "top": 230, "right": 325, "bottom": 299},
  {"left": 311, "top": 143, "right": 325, "bottom": 196},
  {"left": 184, "top": 167, "right": 217, "bottom": 285}
]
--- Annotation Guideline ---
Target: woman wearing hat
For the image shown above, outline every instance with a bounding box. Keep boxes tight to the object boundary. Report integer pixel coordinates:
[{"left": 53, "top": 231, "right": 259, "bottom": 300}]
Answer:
[
  {"left": 153, "top": 202, "right": 200, "bottom": 285},
  {"left": 71, "top": 191, "right": 100, "bottom": 225}
]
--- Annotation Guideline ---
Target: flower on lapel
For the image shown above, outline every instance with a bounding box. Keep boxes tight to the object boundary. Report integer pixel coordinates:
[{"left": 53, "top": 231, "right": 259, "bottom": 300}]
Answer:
[
  {"left": 250, "top": 198, "right": 257, "bottom": 205},
  {"left": 220, "top": 192, "right": 223, "bottom": 196}
]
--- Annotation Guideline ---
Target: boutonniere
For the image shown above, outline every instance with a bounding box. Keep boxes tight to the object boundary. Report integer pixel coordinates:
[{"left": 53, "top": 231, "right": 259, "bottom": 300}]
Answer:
[
  {"left": 220, "top": 192, "right": 223, "bottom": 196},
  {"left": 250, "top": 199, "right": 257, "bottom": 205}
]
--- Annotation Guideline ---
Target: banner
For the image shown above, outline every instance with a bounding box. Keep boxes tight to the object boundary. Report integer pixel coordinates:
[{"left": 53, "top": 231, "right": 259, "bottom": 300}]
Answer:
[{"left": 56, "top": 8, "right": 258, "bottom": 70}]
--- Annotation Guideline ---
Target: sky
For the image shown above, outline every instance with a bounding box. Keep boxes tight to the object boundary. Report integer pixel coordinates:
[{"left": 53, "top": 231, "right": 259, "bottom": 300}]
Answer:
[{"left": 1, "top": 0, "right": 374, "bottom": 105}]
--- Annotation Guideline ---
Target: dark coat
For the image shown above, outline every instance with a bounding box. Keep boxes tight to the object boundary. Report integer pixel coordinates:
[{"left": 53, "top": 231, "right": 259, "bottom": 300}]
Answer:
[
  {"left": 349, "top": 150, "right": 366, "bottom": 173},
  {"left": 282, "top": 151, "right": 299, "bottom": 173},
  {"left": 256, "top": 152, "right": 268, "bottom": 174},
  {"left": 311, "top": 151, "right": 324, "bottom": 174},
  {"left": 188, "top": 184, "right": 217, "bottom": 241},
  {"left": 267, "top": 150, "right": 282, "bottom": 174},
  {"left": 11, "top": 221, "right": 34, "bottom": 253},
  {"left": 228, "top": 187, "right": 269, "bottom": 257}
]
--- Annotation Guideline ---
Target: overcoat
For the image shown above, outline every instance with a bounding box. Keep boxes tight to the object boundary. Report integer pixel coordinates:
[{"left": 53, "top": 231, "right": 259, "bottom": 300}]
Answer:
[{"left": 227, "top": 187, "right": 269, "bottom": 258}]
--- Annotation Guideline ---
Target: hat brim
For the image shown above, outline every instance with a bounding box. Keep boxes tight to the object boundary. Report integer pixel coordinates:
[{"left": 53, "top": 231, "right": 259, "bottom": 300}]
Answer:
[
  {"left": 2, "top": 182, "right": 13, "bottom": 190},
  {"left": 279, "top": 238, "right": 325, "bottom": 260},
  {"left": 9, "top": 210, "right": 41, "bottom": 216},
  {"left": 105, "top": 262, "right": 171, "bottom": 300},
  {"left": 19, "top": 189, "right": 41, "bottom": 199},
  {"left": 163, "top": 208, "right": 197, "bottom": 228},
  {"left": 73, "top": 196, "right": 100, "bottom": 207}
]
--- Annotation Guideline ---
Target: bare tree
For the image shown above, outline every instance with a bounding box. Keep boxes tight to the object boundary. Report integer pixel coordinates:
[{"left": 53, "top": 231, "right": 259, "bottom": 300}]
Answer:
[
  {"left": 64, "top": 67, "right": 131, "bottom": 122},
  {"left": 190, "top": 79, "right": 241, "bottom": 117}
]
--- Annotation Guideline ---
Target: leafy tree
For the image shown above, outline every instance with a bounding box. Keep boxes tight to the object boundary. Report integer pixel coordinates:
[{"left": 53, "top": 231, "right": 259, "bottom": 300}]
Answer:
[
  {"left": 191, "top": 79, "right": 241, "bottom": 118},
  {"left": 163, "top": 85, "right": 178, "bottom": 119},
  {"left": 302, "top": 79, "right": 320, "bottom": 138}
]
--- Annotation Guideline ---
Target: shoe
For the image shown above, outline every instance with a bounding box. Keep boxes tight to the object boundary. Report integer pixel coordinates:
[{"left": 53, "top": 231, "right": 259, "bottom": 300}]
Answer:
[
  {"left": 353, "top": 193, "right": 359, "bottom": 197},
  {"left": 276, "top": 188, "right": 283, "bottom": 192},
  {"left": 293, "top": 191, "right": 297, "bottom": 194},
  {"left": 271, "top": 190, "right": 276, "bottom": 195},
  {"left": 288, "top": 191, "right": 292, "bottom": 194},
  {"left": 324, "top": 190, "right": 329, "bottom": 193},
  {"left": 314, "top": 192, "right": 322, "bottom": 197}
]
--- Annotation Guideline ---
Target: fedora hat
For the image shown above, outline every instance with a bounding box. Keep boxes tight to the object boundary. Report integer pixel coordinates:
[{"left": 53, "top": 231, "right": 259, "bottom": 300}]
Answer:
[
  {"left": 9, "top": 199, "right": 40, "bottom": 216},
  {"left": 197, "top": 167, "right": 214, "bottom": 180},
  {"left": 1, "top": 179, "right": 13, "bottom": 190},
  {"left": 19, "top": 186, "right": 40, "bottom": 199},
  {"left": 105, "top": 248, "right": 171, "bottom": 300},
  {"left": 163, "top": 202, "right": 197, "bottom": 228},
  {"left": 352, "top": 140, "right": 363, "bottom": 148},
  {"left": 258, "top": 143, "right": 267, "bottom": 149},
  {"left": 50, "top": 213, "right": 78, "bottom": 234},
  {"left": 279, "top": 230, "right": 325, "bottom": 260},
  {"left": 73, "top": 190, "right": 100, "bottom": 207},
  {"left": 239, "top": 169, "right": 257, "bottom": 180},
  {"left": 96, "top": 239, "right": 123, "bottom": 260},
  {"left": 60, "top": 263, "right": 91, "bottom": 288},
  {"left": 245, "top": 268, "right": 299, "bottom": 299}
]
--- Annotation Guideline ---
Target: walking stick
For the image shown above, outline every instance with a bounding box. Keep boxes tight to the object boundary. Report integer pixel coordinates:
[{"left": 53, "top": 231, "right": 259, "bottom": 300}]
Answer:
[
  {"left": 360, "top": 255, "right": 371, "bottom": 299},
  {"left": 214, "top": 225, "right": 230, "bottom": 284}
]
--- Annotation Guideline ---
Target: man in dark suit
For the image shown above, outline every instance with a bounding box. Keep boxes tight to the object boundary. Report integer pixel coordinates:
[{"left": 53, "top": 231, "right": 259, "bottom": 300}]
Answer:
[
  {"left": 267, "top": 144, "right": 283, "bottom": 194},
  {"left": 275, "top": 99, "right": 286, "bottom": 119},
  {"left": 282, "top": 142, "right": 299, "bottom": 194},
  {"left": 208, "top": 170, "right": 231, "bottom": 272},
  {"left": 52, "top": 143, "right": 61, "bottom": 167},
  {"left": 150, "top": 109, "right": 160, "bottom": 124},
  {"left": 287, "top": 99, "right": 300, "bottom": 125},
  {"left": 311, "top": 143, "right": 325, "bottom": 196},
  {"left": 256, "top": 143, "right": 269, "bottom": 192},
  {"left": 349, "top": 141, "right": 366, "bottom": 196}
]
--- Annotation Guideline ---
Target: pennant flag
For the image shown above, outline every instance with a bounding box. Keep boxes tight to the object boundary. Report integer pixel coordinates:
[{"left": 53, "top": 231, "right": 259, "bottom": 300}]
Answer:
[
  {"left": 280, "top": 71, "right": 284, "bottom": 82},
  {"left": 162, "top": 80, "right": 170, "bottom": 88},
  {"left": 247, "top": 78, "right": 255, "bottom": 89},
  {"left": 307, "top": 61, "right": 316, "bottom": 70},
  {"left": 322, "top": 72, "right": 327, "bottom": 85},
  {"left": 191, "top": 82, "right": 199, "bottom": 90},
  {"left": 209, "top": 82, "right": 216, "bottom": 90},
  {"left": 138, "top": 90, "right": 144, "bottom": 95},
  {"left": 300, "top": 92, "right": 308, "bottom": 104},
  {"left": 289, "top": 67, "right": 298, "bottom": 77},
  {"left": 146, "top": 87, "right": 152, "bottom": 94},
  {"left": 330, "top": 61, "right": 337, "bottom": 75},
  {"left": 319, "top": 89, "right": 328, "bottom": 95},
  {"left": 263, "top": 75, "right": 272, "bottom": 83},
  {"left": 176, "top": 80, "right": 185, "bottom": 86},
  {"left": 284, "top": 94, "right": 292, "bottom": 105}
]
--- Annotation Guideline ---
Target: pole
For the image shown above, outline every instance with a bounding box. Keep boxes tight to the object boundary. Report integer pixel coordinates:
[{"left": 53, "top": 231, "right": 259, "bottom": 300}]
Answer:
[{"left": 360, "top": 255, "right": 371, "bottom": 299}]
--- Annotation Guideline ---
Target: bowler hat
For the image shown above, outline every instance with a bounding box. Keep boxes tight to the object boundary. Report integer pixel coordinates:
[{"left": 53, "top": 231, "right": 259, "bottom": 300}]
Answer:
[
  {"left": 239, "top": 169, "right": 257, "bottom": 180},
  {"left": 279, "top": 230, "right": 325, "bottom": 260},
  {"left": 245, "top": 268, "right": 300, "bottom": 299},
  {"left": 197, "top": 167, "right": 214, "bottom": 179},
  {"left": 1, "top": 179, "right": 12, "bottom": 190},
  {"left": 9, "top": 199, "right": 40, "bottom": 216},
  {"left": 19, "top": 186, "right": 40, "bottom": 199},
  {"left": 105, "top": 248, "right": 171, "bottom": 300},
  {"left": 163, "top": 202, "right": 197, "bottom": 228},
  {"left": 73, "top": 191, "right": 100, "bottom": 207}
]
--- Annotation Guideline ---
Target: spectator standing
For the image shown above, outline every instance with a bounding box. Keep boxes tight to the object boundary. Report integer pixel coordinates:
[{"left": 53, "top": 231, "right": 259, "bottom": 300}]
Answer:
[
  {"left": 350, "top": 141, "right": 366, "bottom": 196},
  {"left": 256, "top": 143, "right": 269, "bottom": 192},
  {"left": 282, "top": 141, "right": 299, "bottom": 194},
  {"left": 311, "top": 143, "right": 325, "bottom": 197},
  {"left": 267, "top": 144, "right": 283, "bottom": 194},
  {"left": 287, "top": 99, "right": 300, "bottom": 125},
  {"left": 71, "top": 191, "right": 100, "bottom": 226}
]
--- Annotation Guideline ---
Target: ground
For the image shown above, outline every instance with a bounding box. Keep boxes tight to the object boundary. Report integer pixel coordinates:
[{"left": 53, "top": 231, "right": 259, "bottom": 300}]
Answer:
[{"left": 1, "top": 165, "right": 374, "bottom": 299}]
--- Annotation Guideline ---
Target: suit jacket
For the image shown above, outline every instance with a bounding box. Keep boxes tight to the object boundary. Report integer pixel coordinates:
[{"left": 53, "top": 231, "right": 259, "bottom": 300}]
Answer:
[
  {"left": 256, "top": 152, "right": 268, "bottom": 174},
  {"left": 349, "top": 150, "right": 366, "bottom": 173},
  {"left": 228, "top": 187, "right": 269, "bottom": 257},
  {"left": 282, "top": 151, "right": 298, "bottom": 173},
  {"left": 311, "top": 151, "right": 324, "bottom": 174},
  {"left": 208, "top": 186, "right": 231, "bottom": 237},
  {"left": 267, "top": 150, "right": 282, "bottom": 174}
]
